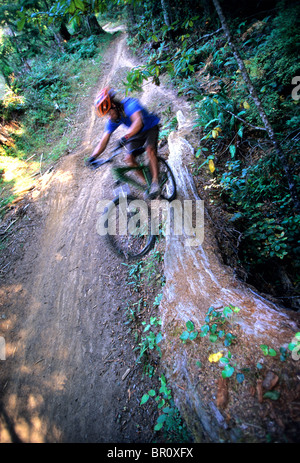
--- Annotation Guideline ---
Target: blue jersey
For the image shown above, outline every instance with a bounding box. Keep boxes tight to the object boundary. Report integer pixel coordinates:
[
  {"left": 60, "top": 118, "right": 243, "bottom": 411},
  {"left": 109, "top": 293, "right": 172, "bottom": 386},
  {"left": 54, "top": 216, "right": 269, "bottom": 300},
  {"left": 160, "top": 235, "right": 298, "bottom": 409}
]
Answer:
[{"left": 105, "top": 97, "right": 160, "bottom": 134}]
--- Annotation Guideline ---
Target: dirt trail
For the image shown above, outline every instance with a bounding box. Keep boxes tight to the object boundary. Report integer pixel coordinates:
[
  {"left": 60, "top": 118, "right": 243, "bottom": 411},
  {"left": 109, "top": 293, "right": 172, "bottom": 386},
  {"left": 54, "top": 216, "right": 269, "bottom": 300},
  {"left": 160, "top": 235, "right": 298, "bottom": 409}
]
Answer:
[{"left": 0, "top": 32, "right": 184, "bottom": 443}]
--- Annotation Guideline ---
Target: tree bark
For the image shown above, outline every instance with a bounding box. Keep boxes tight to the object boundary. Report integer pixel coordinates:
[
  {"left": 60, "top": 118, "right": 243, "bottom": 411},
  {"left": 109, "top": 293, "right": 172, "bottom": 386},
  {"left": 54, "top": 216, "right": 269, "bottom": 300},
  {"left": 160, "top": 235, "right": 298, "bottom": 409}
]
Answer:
[
  {"left": 212, "top": 0, "right": 300, "bottom": 213},
  {"left": 161, "top": 0, "right": 172, "bottom": 27},
  {"left": 87, "top": 14, "right": 105, "bottom": 35}
]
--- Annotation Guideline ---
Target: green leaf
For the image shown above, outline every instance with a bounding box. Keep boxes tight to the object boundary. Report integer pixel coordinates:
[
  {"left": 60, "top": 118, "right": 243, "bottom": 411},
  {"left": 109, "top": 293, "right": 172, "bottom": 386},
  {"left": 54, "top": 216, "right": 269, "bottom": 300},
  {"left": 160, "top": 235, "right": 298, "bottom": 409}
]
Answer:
[
  {"left": 156, "top": 332, "right": 163, "bottom": 344},
  {"left": 154, "top": 421, "right": 164, "bottom": 431},
  {"left": 189, "top": 331, "right": 198, "bottom": 341},
  {"left": 186, "top": 320, "right": 195, "bottom": 331},
  {"left": 156, "top": 414, "right": 167, "bottom": 424},
  {"left": 237, "top": 126, "right": 244, "bottom": 138},
  {"left": 263, "top": 390, "right": 280, "bottom": 400},
  {"left": 74, "top": 0, "right": 85, "bottom": 10},
  {"left": 17, "top": 17, "right": 26, "bottom": 31},
  {"left": 140, "top": 394, "right": 150, "bottom": 405},
  {"left": 209, "top": 334, "right": 218, "bottom": 342},
  {"left": 260, "top": 344, "right": 269, "bottom": 355},
  {"left": 200, "top": 325, "right": 209, "bottom": 337},
  {"left": 160, "top": 374, "right": 167, "bottom": 386},
  {"left": 222, "top": 365, "right": 235, "bottom": 378},
  {"left": 229, "top": 145, "right": 236, "bottom": 157},
  {"left": 180, "top": 331, "right": 189, "bottom": 341},
  {"left": 148, "top": 389, "right": 156, "bottom": 397},
  {"left": 211, "top": 324, "right": 217, "bottom": 334},
  {"left": 223, "top": 306, "right": 233, "bottom": 317},
  {"left": 288, "top": 343, "right": 296, "bottom": 351},
  {"left": 269, "top": 348, "right": 277, "bottom": 357},
  {"left": 157, "top": 398, "right": 165, "bottom": 409}
]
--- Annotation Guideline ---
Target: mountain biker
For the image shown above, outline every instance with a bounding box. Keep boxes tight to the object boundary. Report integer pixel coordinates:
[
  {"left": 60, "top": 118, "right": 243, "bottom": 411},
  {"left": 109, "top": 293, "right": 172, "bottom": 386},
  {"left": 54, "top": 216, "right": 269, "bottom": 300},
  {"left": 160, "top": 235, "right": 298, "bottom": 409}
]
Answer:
[{"left": 87, "top": 87, "right": 161, "bottom": 199}]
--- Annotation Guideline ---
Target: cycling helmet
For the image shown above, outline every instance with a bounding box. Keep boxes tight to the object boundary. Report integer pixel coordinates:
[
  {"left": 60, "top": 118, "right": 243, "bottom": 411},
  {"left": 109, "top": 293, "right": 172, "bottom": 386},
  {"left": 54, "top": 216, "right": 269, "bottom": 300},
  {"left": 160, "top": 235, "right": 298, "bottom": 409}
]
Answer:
[{"left": 94, "top": 87, "right": 115, "bottom": 117}]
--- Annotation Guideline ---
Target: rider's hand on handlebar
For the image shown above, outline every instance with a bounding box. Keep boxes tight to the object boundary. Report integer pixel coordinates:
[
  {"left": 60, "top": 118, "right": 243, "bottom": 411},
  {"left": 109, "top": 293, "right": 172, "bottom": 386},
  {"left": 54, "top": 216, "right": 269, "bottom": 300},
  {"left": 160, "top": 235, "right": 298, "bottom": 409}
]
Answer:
[
  {"left": 117, "top": 135, "right": 129, "bottom": 149},
  {"left": 85, "top": 156, "right": 98, "bottom": 167}
]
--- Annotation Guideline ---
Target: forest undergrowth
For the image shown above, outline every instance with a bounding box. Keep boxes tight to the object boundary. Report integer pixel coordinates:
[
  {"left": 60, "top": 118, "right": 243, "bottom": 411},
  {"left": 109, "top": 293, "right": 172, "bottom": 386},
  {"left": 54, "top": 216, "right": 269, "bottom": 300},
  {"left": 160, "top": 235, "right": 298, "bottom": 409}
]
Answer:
[{"left": 123, "top": 1, "right": 300, "bottom": 312}]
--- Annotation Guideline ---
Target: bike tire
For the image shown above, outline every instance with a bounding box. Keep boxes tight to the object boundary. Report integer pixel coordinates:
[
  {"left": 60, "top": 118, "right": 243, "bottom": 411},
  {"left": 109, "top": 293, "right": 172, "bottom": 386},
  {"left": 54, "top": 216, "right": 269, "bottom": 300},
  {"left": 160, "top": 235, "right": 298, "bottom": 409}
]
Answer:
[
  {"left": 104, "top": 194, "right": 156, "bottom": 260},
  {"left": 157, "top": 156, "right": 177, "bottom": 202}
]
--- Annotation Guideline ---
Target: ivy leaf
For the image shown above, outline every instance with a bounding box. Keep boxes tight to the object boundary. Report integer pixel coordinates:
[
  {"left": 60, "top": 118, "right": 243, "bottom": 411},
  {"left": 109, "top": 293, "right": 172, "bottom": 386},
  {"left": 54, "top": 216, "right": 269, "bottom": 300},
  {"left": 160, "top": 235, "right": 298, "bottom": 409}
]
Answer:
[{"left": 186, "top": 320, "right": 195, "bottom": 331}]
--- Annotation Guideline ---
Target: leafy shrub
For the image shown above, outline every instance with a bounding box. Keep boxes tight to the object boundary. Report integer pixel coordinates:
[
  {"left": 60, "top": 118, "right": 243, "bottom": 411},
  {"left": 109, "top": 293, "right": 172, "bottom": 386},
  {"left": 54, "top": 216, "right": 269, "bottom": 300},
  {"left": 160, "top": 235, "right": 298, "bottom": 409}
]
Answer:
[{"left": 220, "top": 148, "right": 300, "bottom": 274}]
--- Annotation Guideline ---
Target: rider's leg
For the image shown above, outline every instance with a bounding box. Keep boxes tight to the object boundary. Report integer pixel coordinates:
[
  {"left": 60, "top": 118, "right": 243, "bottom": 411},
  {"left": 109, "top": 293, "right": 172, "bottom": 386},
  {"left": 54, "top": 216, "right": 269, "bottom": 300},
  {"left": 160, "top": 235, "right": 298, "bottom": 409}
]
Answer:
[
  {"left": 145, "top": 126, "right": 161, "bottom": 198},
  {"left": 146, "top": 145, "right": 159, "bottom": 183},
  {"left": 124, "top": 152, "right": 147, "bottom": 184}
]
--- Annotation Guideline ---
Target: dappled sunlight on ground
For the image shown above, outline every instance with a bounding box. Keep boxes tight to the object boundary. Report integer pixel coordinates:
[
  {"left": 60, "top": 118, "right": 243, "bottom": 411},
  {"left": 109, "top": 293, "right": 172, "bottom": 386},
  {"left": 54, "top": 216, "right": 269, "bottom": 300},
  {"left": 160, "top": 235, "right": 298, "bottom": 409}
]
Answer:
[{"left": 0, "top": 155, "right": 39, "bottom": 197}]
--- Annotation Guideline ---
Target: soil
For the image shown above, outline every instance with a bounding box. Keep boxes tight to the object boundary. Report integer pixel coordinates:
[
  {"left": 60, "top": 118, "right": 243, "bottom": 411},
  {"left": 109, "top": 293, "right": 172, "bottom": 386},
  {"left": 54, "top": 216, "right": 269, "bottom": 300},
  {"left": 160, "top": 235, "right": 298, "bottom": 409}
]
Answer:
[{"left": 0, "top": 31, "right": 190, "bottom": 443}]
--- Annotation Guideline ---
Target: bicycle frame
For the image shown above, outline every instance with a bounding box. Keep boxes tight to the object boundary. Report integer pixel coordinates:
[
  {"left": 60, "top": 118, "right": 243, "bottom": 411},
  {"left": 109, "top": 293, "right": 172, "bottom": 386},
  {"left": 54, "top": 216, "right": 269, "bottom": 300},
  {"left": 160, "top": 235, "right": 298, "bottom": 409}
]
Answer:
[{"left": 95, "top": 146, "right": 153, "bottom": 192}]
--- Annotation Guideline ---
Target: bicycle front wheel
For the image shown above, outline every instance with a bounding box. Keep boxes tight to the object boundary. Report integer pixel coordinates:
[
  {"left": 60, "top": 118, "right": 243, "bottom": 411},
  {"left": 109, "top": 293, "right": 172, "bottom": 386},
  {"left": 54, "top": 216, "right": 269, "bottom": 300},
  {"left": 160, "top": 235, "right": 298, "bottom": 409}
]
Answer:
[
  {"left": 104, "top": 194, "right": 156, "bottom": 260},
  {"left": 157, "top": 157, "right": 177, "bottom": 202}
]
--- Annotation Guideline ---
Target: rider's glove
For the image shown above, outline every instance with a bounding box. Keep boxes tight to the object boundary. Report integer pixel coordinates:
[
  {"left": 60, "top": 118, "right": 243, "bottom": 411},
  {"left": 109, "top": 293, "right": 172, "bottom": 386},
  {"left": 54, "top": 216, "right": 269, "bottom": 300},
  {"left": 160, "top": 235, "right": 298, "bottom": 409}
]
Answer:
[
  {"left": 86, "top": 156, "right": 97, "bottom": 167},
  {"left": 118, "top": 135, "right": 130, "bottom": 148}
]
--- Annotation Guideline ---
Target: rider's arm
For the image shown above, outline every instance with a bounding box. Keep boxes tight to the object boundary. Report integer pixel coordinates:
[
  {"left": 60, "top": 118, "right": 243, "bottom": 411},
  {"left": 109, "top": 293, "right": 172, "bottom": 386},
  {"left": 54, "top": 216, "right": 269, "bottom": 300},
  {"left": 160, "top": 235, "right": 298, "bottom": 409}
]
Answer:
[
  {"left": 91, "top": 131, "right": 111, "bottom": 159},
  {"left": 125, "top": 110, "right": 144, "bottom": 138}
]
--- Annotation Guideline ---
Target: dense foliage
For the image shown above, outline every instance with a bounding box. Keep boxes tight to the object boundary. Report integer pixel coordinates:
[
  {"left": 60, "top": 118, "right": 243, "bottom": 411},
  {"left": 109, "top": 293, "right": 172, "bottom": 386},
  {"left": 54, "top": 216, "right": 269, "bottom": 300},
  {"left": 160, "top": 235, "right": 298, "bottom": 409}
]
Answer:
[{"left": 123, "top": 0, "right": 300, "bottom": 309}]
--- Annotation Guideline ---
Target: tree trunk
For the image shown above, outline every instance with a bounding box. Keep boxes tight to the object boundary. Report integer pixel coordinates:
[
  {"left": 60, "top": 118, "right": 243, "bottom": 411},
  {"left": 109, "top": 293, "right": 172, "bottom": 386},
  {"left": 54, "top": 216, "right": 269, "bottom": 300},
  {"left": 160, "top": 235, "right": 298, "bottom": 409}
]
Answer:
[
  {"left": 59, "top": 22, "right": 71, "bottom": 41},
  {"left": 87, "top": 14, "right": 105, "bottom": 35},
  {"left": 161, "top": 0, "right": 172, "bottom": 27},
  {"left": 212, "top": 0, "right": 300, "bottom": 213}
]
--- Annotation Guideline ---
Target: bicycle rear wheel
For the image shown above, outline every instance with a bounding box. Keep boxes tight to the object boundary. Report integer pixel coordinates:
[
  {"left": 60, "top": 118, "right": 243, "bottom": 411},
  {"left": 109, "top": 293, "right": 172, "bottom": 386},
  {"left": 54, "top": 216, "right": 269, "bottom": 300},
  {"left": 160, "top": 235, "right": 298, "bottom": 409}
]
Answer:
[
  {"left": 157, "top": 156, "right": 177, "bottom": 202},
  {"left": 104, "top": 194, "right": 155, "bottom": 260}
]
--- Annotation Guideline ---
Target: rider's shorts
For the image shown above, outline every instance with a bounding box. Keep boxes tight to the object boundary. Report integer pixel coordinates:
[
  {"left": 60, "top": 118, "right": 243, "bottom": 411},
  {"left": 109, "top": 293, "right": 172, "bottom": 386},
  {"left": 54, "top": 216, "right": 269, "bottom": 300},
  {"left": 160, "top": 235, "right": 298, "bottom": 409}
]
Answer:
[{"left": 127, "top": 125, "right": 159, "bottom": 156}]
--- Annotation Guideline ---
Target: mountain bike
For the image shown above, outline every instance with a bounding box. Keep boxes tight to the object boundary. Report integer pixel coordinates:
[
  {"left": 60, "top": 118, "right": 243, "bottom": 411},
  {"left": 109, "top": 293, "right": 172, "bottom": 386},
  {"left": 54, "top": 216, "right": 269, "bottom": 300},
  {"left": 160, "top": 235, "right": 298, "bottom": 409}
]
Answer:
[{"left": 88, "top": 145, "right": 176, "bottom": 260}]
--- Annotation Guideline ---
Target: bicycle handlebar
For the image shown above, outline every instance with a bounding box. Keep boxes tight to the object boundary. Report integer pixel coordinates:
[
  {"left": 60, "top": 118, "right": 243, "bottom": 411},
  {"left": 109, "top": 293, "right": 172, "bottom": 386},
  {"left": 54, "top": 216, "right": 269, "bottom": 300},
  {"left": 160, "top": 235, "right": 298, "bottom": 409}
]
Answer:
[{"left": 88, "top": 144, "right": 146, "bottom": 170}]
